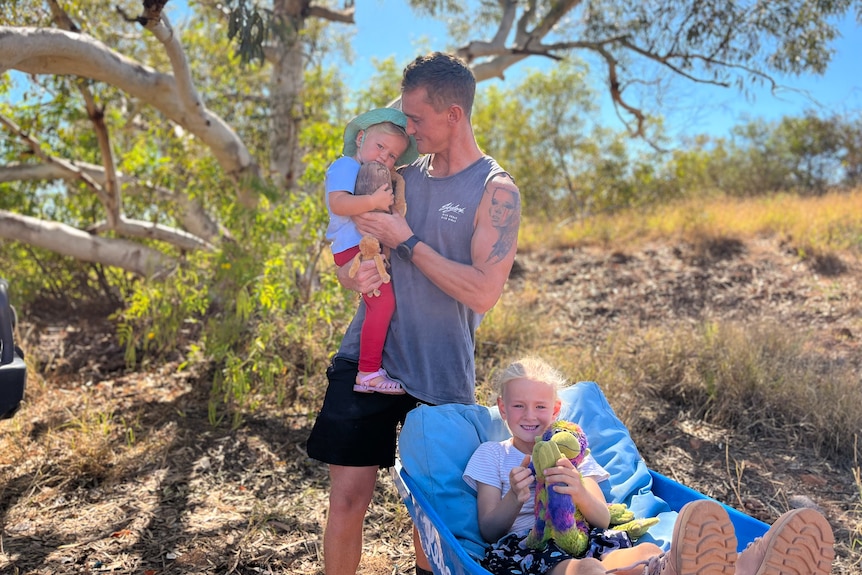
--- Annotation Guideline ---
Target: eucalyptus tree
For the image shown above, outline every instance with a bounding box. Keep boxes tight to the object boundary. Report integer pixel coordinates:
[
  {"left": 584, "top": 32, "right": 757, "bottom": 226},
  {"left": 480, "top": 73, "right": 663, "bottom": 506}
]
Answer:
[
  {"left": 0, "top": 0, "right": 858, "bottom": 277},
  {"left": 0, "top": 0, "right": 347, "bottom": 278},
  {"left": 682, "top": 112, "right": 862, "bottom": 196}
]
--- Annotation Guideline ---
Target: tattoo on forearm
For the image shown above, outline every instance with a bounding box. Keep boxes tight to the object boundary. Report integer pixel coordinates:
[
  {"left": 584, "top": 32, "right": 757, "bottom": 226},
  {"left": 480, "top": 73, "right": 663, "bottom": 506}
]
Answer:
[{"left": 486, "top": 181, "right": 520, "bottom": 264}]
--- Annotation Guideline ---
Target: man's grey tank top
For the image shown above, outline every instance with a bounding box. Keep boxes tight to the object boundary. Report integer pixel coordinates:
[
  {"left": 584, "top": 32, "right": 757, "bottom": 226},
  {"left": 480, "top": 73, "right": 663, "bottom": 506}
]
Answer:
[{"left": 338, "top": 154, "right": 507, "bottom": 405}]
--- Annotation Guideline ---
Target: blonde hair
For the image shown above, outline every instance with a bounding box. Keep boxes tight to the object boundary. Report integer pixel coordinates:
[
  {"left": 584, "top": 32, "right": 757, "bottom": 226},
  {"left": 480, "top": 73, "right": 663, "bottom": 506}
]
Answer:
[
  {"left": 495, "top": 356, "right": 568, "bottom": 398},
  {"left": 365, "top": 121, "right": 410, "bottom": 145}
]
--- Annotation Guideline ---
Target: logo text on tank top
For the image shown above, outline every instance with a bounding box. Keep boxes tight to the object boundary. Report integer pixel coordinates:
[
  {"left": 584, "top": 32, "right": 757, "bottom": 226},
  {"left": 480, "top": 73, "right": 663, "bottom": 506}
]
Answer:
[{"left": 439, "top": 202, "right": 466, "bottom": 223}]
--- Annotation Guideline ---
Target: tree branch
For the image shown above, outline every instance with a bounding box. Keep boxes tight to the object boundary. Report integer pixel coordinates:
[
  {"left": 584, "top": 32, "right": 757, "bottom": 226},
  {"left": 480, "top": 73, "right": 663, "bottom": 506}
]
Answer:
[
  {"left": 88, "top": 216, "right": 215, "bottom": 251},
  {"left": 616, "top": 37, "right": 779, "bottom": 91},
  {"left": 141, "top": 11, "right": 209, "bottom": 126},
  {"left": 47, "top": 0, "right": 121, "bottom": 227},
  {"left": 0, "top": 163, "right": 85, "bottom": 183},
  {"left": 1, "top": 113, "right": 222, "bottom": 252},
  {"left": 0, "top": 161, "right": 229, "bottom": 244},
  {"left": 0, "top": 113, "right": 110, "bottom": 204},
  {"left": 78, "top": 83, "right": 123, "bottom": 227},
  {"left": 593, "top": 44, "right": 647, "bottom": 138},
  {"left": 456, "top": 0, "right": 518, "bottom": 60},
  {"left": 307, "top": 4, "right": 355, "bottom": 23},
  {"left": 0, "top": 210, "right": 172, "bottom": 278},
  {"left": 452, "top": 0, "right": 806, "bottom": 144},
  {"left": 457, "top": 0, "right": 583, "bottom": 78},
  {"left": 0, "top": 26, "right": 259, "bottom": 207}
]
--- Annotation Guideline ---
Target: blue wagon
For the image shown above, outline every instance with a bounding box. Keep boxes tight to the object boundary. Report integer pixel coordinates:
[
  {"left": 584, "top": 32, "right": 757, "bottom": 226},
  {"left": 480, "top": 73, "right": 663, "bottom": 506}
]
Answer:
[{"left": 393, "top": 381, "right": 769, "bottom": 575}]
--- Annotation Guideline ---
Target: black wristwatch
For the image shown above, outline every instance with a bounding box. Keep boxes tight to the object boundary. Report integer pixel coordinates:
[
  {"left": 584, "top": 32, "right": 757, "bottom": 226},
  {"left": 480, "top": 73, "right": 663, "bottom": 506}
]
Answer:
[{"left": 396, "top": 235, "right": 421, "bottom": 262}]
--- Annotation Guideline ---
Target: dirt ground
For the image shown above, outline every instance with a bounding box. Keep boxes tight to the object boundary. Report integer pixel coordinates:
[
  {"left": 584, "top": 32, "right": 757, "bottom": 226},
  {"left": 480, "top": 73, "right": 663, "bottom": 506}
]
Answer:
[{"left": 1, "top": 235, "right": 860, "bottom": 574}]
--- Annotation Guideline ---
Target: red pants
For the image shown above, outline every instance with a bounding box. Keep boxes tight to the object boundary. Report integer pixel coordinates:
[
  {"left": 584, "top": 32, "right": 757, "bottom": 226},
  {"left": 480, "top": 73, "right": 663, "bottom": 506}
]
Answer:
[{"left": 334, "top": 245, "right": 395, "bottom": 373}]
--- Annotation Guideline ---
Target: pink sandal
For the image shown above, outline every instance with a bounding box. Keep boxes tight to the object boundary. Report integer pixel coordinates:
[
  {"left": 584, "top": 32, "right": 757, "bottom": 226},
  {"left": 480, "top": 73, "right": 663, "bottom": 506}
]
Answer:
[{"left": 353, "top": 368, "right": 406, "bottom": 395}]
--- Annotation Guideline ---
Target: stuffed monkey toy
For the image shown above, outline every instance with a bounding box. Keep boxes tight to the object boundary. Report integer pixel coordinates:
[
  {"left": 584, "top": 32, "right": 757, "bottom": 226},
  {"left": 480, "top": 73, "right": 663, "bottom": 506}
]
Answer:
[{"left": 347, "top": 161, "right": 406, "bottom": 295}]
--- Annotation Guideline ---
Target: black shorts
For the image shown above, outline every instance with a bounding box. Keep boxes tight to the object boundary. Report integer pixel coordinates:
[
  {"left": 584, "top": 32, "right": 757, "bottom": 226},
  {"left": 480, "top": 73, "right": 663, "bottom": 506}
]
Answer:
[{"left": 306, "top": 356, "right": 421, "bottom": 468}]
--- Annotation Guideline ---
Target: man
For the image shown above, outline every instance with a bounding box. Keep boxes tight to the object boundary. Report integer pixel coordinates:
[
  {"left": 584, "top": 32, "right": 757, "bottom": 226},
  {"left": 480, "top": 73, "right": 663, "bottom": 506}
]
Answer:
[{"left": 306, "top": 51, "right": 521, "bottom": 575}]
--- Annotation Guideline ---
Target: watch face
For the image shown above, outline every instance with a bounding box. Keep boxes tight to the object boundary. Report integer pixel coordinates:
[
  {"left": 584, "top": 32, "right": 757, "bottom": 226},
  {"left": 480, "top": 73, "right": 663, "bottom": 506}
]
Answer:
[{"left": 397, "top": 244, "right": 411, "bottom": 261}]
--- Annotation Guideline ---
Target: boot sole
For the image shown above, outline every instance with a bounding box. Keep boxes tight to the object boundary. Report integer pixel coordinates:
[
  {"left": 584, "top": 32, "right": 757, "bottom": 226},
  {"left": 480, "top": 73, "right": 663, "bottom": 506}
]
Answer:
[
  {"left": 749, "top": 508, "right": 835, "bottom": 575},
  {"left": 671, "top": 500, "right": 737, "bottom": 574}
]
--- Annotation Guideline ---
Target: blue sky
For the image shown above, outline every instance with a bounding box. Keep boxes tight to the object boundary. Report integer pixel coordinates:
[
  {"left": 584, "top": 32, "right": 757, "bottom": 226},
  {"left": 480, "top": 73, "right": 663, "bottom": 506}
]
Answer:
[{"left": 345, "top": 1, "right": 861, "bottom": 142}]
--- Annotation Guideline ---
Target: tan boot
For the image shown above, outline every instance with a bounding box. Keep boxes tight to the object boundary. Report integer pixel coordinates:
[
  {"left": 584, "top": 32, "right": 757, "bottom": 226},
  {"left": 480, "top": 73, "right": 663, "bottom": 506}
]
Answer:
[
  {"left": 644, "top": 500, "right": 737, "bottom": 575},
  {"left": 735, "top": 508, "right": 834, "bottom": 575}
]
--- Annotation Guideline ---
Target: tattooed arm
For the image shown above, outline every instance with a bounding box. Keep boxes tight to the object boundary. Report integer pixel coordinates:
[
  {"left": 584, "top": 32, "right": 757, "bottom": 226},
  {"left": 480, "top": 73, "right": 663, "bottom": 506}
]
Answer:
[{"left": 409, "top": 173, "right": 520, "bottom": 313}]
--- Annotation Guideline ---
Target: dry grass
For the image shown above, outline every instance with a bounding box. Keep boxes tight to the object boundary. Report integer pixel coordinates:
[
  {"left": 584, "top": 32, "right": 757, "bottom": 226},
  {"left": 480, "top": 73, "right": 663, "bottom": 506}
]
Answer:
[
  {"left": 0, "top": 325, "right": 413, "bottom": 575},
  {"left": 474, "top": 300, "right": 862, "bottom": 459},
  {"left": 4, "top": 190, "right": 862, "bottom": 573},
  {"left": 854, "top": 446, "right": 862, "bottom": 567},
  {"left": 520, "top": 188, "right": 862, "bottom": 255},
  {"left": 609, "top": 321, "right": 862, "bottom": 460}
]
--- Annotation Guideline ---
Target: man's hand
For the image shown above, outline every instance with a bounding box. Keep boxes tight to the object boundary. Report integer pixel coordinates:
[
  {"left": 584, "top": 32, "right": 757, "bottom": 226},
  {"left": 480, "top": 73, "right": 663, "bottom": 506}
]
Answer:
[
  {"left": 353, "top": 211, "right": 412, "bottom": 249},
  {"left": 336, "top": 258, "right": 384, "bottom": 295}
]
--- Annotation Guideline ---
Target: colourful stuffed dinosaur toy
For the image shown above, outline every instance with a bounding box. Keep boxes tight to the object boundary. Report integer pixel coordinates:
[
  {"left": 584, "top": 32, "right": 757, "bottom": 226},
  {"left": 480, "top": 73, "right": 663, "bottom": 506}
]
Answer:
[
  {"left": 525, "top": 420, "right": 592, "bottom": 556},
  {"left": 525, "top": 420, "right": 659, "bottom": 557}
]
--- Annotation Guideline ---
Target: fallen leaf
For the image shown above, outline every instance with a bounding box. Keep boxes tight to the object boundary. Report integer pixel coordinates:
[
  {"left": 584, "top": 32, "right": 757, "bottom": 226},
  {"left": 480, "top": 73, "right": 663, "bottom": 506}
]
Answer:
[{"left": 799, "top": 474, "right": 827, "bottom": 486}]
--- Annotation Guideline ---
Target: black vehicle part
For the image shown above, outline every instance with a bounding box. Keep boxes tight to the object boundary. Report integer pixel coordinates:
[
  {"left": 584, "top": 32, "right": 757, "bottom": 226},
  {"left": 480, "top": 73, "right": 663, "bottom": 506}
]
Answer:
[{"left": 0, "top": 279, "right": 26, "bottom": 419}]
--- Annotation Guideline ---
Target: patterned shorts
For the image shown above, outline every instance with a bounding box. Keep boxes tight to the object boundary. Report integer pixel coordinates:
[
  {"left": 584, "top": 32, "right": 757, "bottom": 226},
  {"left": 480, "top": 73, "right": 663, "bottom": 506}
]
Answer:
[{"left": 480, "top": 528, "right": 633, "bottom": 575}]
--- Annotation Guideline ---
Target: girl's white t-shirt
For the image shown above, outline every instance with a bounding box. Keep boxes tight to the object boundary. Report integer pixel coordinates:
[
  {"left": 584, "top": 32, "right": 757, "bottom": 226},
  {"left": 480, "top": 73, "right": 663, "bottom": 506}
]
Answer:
[{"left": 463, "top": 438, "right": 610, "bottom": 537}]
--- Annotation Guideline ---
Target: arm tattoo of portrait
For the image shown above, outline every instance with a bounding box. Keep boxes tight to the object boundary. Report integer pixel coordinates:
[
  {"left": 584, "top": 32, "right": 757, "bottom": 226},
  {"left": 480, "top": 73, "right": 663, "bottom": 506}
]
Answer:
[{"left": 486, "top": 180, "right": 520, "bottom": 264}]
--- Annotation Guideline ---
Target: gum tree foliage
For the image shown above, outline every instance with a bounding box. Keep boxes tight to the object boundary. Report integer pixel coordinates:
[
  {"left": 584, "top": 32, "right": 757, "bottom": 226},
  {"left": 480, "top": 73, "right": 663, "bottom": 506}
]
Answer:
[
  {"left": 659, "top": 113, "right": 862, "bottom": 197},
  {"left": 473, "top": 60, "right": 676, "bottom": 218},
  {"left": 477, "top": 67, "right": 862, "bottom": 213},
  {"left": 0, "top": 0, "right": 859, "bottom": 276}
]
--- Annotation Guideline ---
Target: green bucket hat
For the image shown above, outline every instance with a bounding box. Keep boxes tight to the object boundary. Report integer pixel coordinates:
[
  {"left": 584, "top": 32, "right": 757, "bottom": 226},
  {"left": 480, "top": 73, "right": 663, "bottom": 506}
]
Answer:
[{"left": 342, "top": 107, "right": 419, "bottom": 166}]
